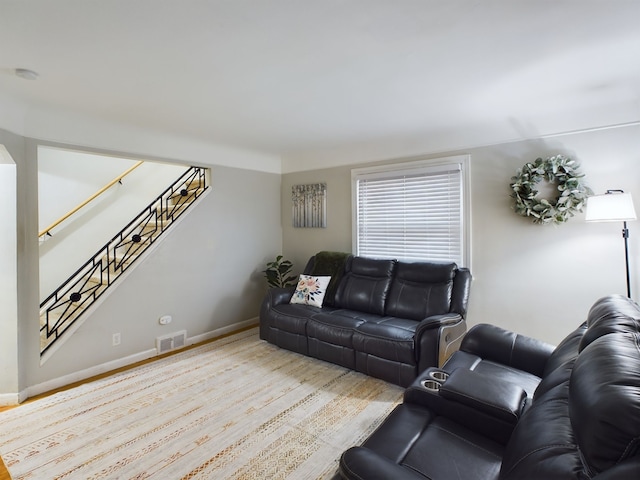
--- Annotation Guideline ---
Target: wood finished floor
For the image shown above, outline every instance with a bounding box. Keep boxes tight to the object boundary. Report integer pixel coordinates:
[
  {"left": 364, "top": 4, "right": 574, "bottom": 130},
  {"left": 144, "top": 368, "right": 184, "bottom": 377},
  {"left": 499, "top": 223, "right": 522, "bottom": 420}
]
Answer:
[{"left": 0, "top": 325, "right": 257, "bottom": 480}]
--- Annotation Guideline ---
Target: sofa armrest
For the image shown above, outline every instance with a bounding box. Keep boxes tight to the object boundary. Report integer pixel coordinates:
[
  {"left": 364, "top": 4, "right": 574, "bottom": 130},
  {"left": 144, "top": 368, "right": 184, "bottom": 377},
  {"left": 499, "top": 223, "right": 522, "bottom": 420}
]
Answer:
[
  {"left": 460, "top": 323, "right": 555, "bottom": 378},
  {"left": 415, "top": 313, "right": 466, "bottom": 370},
  {"left": 404, "top": 367, "right": 526, "bottom": 444},
  {"left": 265, "top": 286, "right": 296, "bottom": 306},
  {"left": 259, "top": 287, "right": 295, "bottom": 340},
  {"left": 340, "top": 447, "right": 427, "bottom": 480},
  {"left": 439, "top": 368, "right": 526, "bottom": 423},
  {"left": 416, "top": 312, "right": 463, "bottom": 331}
]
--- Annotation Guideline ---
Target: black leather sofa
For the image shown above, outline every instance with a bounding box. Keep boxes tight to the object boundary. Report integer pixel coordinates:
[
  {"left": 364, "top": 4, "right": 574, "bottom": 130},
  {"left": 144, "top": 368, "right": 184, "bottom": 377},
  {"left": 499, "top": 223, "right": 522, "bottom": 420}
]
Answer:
[
  {"left": 339, "top": 294, "right": 640, "bottom": 479},
  {"left": 259, "top": 253, "right": 472, "bottom": 387}
]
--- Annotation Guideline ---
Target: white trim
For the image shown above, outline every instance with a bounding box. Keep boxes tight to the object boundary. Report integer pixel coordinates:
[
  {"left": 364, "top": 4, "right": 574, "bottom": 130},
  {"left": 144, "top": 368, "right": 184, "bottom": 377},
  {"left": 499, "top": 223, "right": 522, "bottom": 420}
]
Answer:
[
  {"left": 30, "top": 348, "right": 158, "bottom": 400},
  {"left": 16, "top": 317, "right": 259, "bottom": 405},
  {"left": 351, "top": 155, "right": 466, "bottom": 178},
  {"left": 0, "top": 392, "right": 23, "bottom": 407},
  {"left": 186, "top": 318, "right": 258, "bottom": 346}
]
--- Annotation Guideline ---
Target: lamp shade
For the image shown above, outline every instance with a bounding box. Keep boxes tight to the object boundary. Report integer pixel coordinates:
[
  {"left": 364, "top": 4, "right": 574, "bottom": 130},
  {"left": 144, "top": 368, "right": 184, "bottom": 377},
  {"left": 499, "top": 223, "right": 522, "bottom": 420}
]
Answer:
[{"left": 585, "top": 192, "right": 637, "bottom": 222}]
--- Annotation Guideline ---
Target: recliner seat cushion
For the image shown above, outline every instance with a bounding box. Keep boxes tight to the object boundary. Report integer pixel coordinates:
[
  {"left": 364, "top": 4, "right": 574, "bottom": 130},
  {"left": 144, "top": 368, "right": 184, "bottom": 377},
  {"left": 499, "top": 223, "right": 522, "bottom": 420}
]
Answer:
[
  {"left": 268, "top": 303, "right": 327, "bottom": 335},
  {"left": 402, "top": 416, "right": 503, "bottom": 479},
  {"left": 385, "top": 261, "right": 456, "bottom": 320},
  {"left": 353, "top": 318, "right": 418, "bottom": 365},
  {"left": 306, "top": 311, "right": 366, "bottom": 347},
  {"left": 342, "top": 403, "right": 504, "bottom": 480},
  {"left": 334, "top": 257, "right": 396, "bottom": 315}
]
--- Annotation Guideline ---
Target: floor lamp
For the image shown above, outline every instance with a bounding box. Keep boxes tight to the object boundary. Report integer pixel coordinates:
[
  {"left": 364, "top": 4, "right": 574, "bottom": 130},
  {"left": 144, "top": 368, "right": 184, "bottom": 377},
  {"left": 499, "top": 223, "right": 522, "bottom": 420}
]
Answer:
[{"left": 585, "top": 189, "right": 637, "bottom": 298}]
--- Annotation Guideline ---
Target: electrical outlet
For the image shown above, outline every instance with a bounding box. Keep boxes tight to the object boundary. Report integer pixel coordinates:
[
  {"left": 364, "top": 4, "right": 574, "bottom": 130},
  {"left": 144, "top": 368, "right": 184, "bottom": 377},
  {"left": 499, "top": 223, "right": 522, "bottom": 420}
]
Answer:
[{"left": 112, "top": 332, "right": 121, "bottom": 346}]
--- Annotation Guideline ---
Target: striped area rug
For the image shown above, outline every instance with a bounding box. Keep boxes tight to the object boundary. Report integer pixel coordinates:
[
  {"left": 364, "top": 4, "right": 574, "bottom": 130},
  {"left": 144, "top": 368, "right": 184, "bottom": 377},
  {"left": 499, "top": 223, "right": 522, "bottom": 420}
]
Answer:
[{"left": 0, "top": 328, "right": 403, "bottom": 479}]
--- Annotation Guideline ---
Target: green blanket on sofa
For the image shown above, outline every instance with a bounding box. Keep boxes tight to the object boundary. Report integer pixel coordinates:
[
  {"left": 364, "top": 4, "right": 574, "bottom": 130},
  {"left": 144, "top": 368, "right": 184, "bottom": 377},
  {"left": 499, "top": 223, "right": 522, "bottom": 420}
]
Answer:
[{"left": 309, "top": 251, "right": 351, "bottom": 306}]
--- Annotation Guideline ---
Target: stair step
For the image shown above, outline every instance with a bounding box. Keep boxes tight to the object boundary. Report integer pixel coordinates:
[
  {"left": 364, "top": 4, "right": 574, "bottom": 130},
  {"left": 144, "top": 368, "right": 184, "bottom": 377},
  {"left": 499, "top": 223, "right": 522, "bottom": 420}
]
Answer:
[{"left": 167, "top": 188, "right": 204, "bottom": 206}]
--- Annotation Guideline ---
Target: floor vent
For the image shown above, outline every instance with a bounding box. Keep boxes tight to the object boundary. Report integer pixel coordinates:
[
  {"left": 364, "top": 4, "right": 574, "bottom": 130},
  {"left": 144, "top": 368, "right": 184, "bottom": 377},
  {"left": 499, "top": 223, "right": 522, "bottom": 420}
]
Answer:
[{"left": 156, "top": 330, "right": 187, "bottom": 354}]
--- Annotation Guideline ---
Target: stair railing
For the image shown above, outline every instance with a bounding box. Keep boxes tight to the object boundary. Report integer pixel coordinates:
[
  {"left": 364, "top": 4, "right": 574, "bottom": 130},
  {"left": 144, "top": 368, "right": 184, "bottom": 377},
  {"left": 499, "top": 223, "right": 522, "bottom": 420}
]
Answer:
[
  {"left": 39, "top": 166, "right": 208, "bottom": 356},
  {"left": 39, "top": 161, "right": 144, "bottom": 239}
]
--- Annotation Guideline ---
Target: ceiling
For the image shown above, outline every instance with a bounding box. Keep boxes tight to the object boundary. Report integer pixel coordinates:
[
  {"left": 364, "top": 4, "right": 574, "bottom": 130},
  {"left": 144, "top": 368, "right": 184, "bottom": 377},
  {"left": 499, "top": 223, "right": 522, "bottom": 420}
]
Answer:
[{"left": 1, "top": 1, "right": 640, "bottom": 169}]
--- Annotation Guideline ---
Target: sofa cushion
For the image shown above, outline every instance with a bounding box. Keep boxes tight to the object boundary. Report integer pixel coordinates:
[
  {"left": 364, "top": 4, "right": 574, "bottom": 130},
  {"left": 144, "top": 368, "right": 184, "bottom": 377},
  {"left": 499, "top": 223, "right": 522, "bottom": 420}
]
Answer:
[
  {"left": 268, "top": 303, "right": 326, "bottom": 335},
  {"left": 342, "top": 403, "right": 504, "bottom": 479},
  {"left": 385, "top": 261, "right": 456, "bottom": 320},
  {"left": 307, "top": 311, "right": 366, "bottom": 348},
  {"left": 402, "top": 416, "right": 503, "bottom": 479},
  {"left": 353, "top": 318, "right": 418, "bottom": 365},
  {"left": 334, "top": 256, "right": 396, "bottom": 315}
]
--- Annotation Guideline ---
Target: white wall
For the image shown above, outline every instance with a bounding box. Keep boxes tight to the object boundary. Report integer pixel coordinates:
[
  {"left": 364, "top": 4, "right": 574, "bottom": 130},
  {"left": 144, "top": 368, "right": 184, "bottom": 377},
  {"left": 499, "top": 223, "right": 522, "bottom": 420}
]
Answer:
[
  {"left": 282, "top": 123, "right": 640, "bottom": 346},
  {"left": 38, "top": 147, "right": 187, "bottom": 298},
  {"left": 0, "top": 149, "right": 18, "bottom": 395},
  {"left": 0, "top": 129, "right": 40, "bottom": 404},
  {"left": 0, "top": 131, "right": 283, "bottom": 398},
  {"left": 27, "top": 162, "right": 282, "bottom": 387}
]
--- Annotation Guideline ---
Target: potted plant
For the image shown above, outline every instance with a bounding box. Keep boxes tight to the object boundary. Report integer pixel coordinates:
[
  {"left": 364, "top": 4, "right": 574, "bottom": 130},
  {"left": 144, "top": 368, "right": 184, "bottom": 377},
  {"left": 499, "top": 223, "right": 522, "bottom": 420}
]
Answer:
[{"left": 263, "top": 255, "right": 297, "bottom": 288}]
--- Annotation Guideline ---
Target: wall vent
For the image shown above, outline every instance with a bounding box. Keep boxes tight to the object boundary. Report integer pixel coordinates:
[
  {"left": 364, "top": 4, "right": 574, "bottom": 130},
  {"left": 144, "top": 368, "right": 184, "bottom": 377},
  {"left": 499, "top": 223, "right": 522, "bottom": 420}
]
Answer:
[{"left": 156, "top": 330, "right": 187, "bottom": 354}]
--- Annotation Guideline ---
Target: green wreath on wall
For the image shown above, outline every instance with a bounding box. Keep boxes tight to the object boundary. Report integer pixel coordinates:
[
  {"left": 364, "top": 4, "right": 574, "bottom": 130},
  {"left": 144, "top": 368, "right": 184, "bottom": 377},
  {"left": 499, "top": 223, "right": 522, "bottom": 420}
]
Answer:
[{"left": 510, "top": 155, "right": 592, "bottom": 225}]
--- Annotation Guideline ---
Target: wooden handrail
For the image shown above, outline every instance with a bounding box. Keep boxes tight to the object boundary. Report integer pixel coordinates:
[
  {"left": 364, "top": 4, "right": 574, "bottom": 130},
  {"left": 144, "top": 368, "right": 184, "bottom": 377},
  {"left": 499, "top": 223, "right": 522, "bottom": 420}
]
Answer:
[{"left": 39, "top": 161, "right": 144, "bottom": 238}]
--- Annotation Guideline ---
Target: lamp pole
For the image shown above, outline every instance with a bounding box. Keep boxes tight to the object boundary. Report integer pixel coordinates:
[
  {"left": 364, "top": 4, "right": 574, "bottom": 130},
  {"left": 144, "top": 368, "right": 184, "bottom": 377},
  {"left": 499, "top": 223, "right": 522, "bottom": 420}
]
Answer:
[
  {"left": 623, "top": 220, "right": 632, "bottom": 298},
  {"left": 607, "top": 190, "right": 632, "bottom": 298},
  {"left": 586, "top": 189, "right": 636, "bottom": 299}
]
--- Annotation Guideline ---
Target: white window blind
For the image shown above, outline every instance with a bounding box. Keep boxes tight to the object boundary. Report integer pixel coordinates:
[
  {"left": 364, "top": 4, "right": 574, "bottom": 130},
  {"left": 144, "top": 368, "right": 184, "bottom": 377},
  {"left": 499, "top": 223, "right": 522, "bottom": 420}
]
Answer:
[{"left": 354, "top": 160, "right": 466, "bottom": 265}]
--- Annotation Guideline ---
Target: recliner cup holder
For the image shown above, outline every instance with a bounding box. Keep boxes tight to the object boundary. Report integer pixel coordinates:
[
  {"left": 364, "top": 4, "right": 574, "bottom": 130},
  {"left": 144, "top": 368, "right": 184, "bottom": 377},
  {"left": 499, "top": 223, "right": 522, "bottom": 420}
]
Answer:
[
  {"left": 429, "top": 370, "right": 449, "bottom": 381},
  {"left": 420, "top": 379, "right": 442, "bottom": 391}
]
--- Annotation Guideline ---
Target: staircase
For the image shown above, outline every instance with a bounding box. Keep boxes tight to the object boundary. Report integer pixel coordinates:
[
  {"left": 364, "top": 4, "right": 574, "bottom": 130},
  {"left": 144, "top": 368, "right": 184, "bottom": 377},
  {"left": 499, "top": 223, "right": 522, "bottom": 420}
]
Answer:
[{"left": 39, "top": 167, "right": 208, "bottom": 357}]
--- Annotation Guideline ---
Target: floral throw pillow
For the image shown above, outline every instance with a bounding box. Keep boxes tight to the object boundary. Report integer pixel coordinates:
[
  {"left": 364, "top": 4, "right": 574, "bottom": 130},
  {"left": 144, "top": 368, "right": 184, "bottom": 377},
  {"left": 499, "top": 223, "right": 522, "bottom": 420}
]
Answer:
[{"left": 290, "top": 275, "right": 331, "bottom": 307}]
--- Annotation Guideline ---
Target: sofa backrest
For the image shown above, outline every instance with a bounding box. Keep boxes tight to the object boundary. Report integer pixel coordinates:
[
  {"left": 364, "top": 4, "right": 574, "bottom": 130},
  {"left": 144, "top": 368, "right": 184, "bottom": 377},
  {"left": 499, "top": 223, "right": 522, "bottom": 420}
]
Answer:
[
  {"left": 450, "top": 267, "right": 472, "bottom": 316},
  {"left": 499, "top": 296, "right": 640, "bottom": 479},
  {"left": 384, "top": 261, "right": 457, "bottom": 320},
  {"left": 578, "top": 294, "right": 640, "bottom": 352},
  {"left": 570, "top": 332, "right": 640, "bottom": 476},
  {"left": 303, "top": 251, "right": 352, "bottom": 307},
  {"left": 334, "top": 256, "right": 396, "bottom": 315},
  {"left": 540, "top": 295, "right": 640, "bottom": 384}
]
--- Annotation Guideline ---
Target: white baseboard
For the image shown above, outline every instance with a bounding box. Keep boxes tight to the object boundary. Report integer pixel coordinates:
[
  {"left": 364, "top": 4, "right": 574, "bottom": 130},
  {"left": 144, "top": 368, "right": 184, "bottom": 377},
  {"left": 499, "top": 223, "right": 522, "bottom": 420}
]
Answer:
[
  {"left": 188, "top": 318, "right": 258, "bottom": 345},
  {"left": 15, "top": 317, "right": 259, "bottom": 405},
  {"left": 25, "top": 348, "right": 158, "bottom": 401},
  {"left": 0, "top": 392, "right": 22, "bottom": 407}
]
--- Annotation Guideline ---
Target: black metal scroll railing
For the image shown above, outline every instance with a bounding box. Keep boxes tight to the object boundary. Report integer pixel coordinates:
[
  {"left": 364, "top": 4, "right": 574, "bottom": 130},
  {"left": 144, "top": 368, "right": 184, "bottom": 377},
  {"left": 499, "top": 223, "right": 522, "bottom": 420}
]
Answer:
[{"left": 39, "top": 166, "right": 208, "bottom": 356}]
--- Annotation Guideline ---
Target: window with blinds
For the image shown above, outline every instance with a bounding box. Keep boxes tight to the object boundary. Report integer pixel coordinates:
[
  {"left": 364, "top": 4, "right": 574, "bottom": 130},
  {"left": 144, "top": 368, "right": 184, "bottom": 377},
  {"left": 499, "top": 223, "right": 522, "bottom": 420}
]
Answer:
[{"left": 352, "top": 156, "right": 469, "bottom": 266}]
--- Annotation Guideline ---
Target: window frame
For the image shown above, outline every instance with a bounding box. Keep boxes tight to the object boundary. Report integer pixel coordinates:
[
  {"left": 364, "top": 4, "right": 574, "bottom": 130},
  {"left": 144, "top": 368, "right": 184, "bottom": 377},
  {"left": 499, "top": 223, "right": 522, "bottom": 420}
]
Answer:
[{"left": 351, "top": 154, "right": 471, "bottom": 267}]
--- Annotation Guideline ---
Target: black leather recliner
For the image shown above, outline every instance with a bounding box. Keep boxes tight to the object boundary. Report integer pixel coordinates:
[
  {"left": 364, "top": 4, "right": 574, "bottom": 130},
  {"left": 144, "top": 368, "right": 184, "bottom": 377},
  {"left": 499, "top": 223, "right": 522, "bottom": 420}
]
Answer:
[
  {"left": 339, "top": 294, "right": 640, "bottom": 479},
  {"left": 260, "top": 253, "right": 472, "bottom": 386}
]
